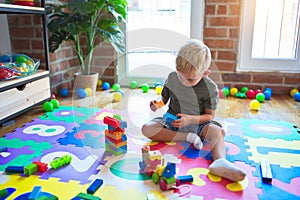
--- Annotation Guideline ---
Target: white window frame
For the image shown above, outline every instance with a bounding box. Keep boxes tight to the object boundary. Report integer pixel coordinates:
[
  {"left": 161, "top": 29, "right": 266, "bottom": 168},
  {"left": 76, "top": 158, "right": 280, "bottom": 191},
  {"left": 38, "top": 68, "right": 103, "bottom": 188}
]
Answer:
[
  {"left": 238, "top": 0, "right": 300, "bottom": 73},
  {"left": 117, "top": 0, "right": 205, "bottom": 87}
]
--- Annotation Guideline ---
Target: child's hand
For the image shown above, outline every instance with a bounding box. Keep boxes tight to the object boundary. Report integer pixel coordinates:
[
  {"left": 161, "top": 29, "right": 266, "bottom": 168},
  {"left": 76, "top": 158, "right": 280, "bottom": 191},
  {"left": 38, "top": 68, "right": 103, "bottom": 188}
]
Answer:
[{"left": 172, "top": 113, "right": 191, "bottom": 127}]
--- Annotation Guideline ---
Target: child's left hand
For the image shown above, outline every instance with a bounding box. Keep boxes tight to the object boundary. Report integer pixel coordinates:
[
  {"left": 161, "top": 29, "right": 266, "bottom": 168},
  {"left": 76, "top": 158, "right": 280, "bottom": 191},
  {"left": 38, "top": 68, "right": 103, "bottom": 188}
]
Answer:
[{"left": 172, "top": 113, "right": 191, "bottom": 128}]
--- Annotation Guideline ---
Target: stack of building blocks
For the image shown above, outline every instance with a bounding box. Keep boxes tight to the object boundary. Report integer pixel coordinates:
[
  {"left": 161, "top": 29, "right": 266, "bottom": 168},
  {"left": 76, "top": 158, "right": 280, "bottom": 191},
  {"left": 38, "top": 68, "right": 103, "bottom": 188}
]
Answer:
[{"left": 103, "top": 116, "right": 127, "bottom": 155}]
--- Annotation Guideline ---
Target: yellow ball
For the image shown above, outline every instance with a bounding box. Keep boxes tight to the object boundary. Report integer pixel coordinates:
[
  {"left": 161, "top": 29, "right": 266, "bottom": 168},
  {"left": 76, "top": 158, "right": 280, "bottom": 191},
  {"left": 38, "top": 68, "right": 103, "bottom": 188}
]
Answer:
[
  {"left": 97, "top": 80, "right": 102, "bottom": 87},
  {"left": 290, "top": 88, "right": 299, "bottom": 97},
  {"left": 230, "top": 87, "right": 238, "bottom": 96},
  {"left": 249, "top": 100, "right": 260, "bottom": 110},
  {"left": 85, "top": 88, "right": 93, "bottom": 97},
  {"left": 113, "top": 92, "right": 123, "bottom": 102},
  {"left": 155, "top": 85, "right": 163, "bottom": 94}
]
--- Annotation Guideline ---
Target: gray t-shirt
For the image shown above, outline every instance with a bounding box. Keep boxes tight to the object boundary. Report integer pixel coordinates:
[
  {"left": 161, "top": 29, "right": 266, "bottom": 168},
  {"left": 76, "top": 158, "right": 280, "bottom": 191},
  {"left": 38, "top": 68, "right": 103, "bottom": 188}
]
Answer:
[{"left": 161, "top": 71, "right": 219, "bottom": 116}]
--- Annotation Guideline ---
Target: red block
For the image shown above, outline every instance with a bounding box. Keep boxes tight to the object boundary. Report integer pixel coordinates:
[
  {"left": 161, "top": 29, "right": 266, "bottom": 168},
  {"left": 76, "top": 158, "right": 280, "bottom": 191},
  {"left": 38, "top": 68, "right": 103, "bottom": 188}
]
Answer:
[
  {"left": 103, "top": 116, "right": 121, "bottom": 128},
  {"left": 33, "top": 161, "right": 48, "bottom": 173}
]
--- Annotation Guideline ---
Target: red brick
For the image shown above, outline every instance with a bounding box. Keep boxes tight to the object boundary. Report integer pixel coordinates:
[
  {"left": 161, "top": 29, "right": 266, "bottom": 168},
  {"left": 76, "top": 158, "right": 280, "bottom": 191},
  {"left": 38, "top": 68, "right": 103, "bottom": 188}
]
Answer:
[
  {"left": 31, "top": 39, "right": 44, "bottom": 50},
  {"left": 222, "top": 73, "right": 251, "bottom": 82},
  {"left": 217, "top": 5, "right": 227, "bottom": 14},
  {"left": 208, "top": 16, "right": 240, "bottom": 26},
  {"left": 205, "top": 39, "right": 235, "bottom": 49},
  {"left": 252, "top": 74, "right": 283, "bottom": 84},
  {"left": 215, "top": 62, "right": 236, "bottom": 71},
  {"left": 229, "top": 4, "right": 240, "bottom": 15},
  {"left": 204, "top": 28, "right": 228, "bottom": 37},
  {"left": 205, "top": 5, "right": 216, "bottom": 15},
  {"left": 285, "top": 75, "right": 300, "bottom": 85},
  {"left": 218, "top": 51, "right": 237, "bottom": 61},
  {"left": 229, "top": 28, "right": 239, "bottom": 38}
]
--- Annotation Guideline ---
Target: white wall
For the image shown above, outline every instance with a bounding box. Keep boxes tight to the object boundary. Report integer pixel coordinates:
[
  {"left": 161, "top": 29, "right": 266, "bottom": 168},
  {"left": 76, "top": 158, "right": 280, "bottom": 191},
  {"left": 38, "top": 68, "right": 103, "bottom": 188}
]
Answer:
[{"left": 0, "top": 14, "right": 12, "bottom": 54}]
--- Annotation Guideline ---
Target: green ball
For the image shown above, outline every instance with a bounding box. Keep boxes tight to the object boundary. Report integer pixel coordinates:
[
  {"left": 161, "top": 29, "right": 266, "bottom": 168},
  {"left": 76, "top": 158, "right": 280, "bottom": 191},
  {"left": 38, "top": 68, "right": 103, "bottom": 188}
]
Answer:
[
  {"left": 241, "top": 87, "right": 249, "bottom": 93},
  {"left": 43, "top": 102, "right": 54, "bottom": 112},
  {"left": 256, "top": 93, "right": 265, "bottom": 103},
  {"left": 222, "top": 88, "right": 229, "bottom": 97},
  {"left": 112, "top": 83, "right": 121, "bottom": 92},
  {"left": 130, "top": 81, "right": 138, "bottom": 89},
  {"left": 141, "top": 83, "right": 150, "bottom": 93},
  {"left": 50, "top": 99, "right": 60, "bottom": 108}
]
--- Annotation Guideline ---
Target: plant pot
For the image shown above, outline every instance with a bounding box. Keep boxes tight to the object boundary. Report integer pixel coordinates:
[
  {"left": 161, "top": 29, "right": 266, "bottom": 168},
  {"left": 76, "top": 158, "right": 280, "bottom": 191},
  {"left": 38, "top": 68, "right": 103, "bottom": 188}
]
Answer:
[{"left": 73, "top": 72, "right": 99, "bottom": 96}]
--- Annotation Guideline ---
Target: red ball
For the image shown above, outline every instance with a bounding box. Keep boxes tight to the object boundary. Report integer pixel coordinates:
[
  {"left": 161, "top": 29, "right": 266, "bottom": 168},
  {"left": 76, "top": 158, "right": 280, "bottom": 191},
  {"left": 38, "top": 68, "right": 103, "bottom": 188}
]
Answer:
[
  {"left": 246, "top": 89, "right": 256, "bottom": 99},
  {"left": 51, "top": 93, "right": 56, "bottom": 99},
  {"left": 218, "top": 89, "right": 224, "bottom": 98},
  {"left": 255, "top": 89, "right": 262, "bottom": 95}
]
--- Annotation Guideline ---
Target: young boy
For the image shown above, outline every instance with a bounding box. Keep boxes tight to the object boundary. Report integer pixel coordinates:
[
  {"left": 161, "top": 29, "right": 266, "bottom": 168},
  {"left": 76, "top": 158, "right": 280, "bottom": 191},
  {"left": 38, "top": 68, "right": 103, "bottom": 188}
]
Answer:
[{"left": 141, "top": 39, "right": 246, "bottom": 182}]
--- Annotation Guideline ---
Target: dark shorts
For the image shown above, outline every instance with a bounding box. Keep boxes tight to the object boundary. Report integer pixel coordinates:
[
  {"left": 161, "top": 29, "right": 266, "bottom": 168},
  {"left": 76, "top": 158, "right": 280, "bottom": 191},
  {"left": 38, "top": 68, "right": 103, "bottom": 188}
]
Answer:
[{"left": 151, "top": 116, "right": 222, "bottom": 140}]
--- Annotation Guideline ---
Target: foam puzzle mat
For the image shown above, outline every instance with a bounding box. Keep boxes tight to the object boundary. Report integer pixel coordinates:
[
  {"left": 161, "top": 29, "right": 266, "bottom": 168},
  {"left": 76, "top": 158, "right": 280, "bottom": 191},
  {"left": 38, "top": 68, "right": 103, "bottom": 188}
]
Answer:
[{"left": 1, "top": 105, "right": 300, "bottom": 200}]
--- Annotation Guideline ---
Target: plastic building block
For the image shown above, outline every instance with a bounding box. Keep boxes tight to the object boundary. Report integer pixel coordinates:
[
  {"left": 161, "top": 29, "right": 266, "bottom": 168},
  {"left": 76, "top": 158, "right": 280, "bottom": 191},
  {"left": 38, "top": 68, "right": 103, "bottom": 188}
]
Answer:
[
  {"left": 87, "top": 179, "right": 103, "bottom": 194},
  {"left": 24, "top": 163, "right": 38, "bottom": 176},
  {"left": 50, "top": 155, "right": 72, "bottom": 170},
  {"left": 75, "top": 192, "right": 101, "bottom": 200},
  {"left": 33, "top": 161, "right": 48, "bottom": 173},
  {"left": 0, "top": 189, "right": 8, "bottom": 198},
  {"left": 163, "top": 112, "right": 179, "bottom": 123},
  {"left": 162, "top": 163, "right": 176, "bottom": 178},
  {"left": 28, "top": 186, "right": 42, "bottom": 200},
  {"left": 103, "top": 116, "right": 120, "bottom": 128},
  {"left": 5, "top": 166, "right": 24, "bottom": 173},
  {"left": 261, "top": 158, "right": 272, "bottom": 183},
  {"left": 37, "top": 195, "right": 58, "bottom": 200},
  {"left": 177, "top": 175, "right": 193, "bottom": 183},
  {"left": 0, "top": 146, "right": 7, "bottom": 152}
]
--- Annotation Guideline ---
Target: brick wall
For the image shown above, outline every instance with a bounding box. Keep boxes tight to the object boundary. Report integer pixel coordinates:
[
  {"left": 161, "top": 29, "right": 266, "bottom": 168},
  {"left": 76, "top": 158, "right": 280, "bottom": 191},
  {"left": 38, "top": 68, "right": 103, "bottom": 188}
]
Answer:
[{"left": 204, "top": 0, "right": 300, "bottom": 95}]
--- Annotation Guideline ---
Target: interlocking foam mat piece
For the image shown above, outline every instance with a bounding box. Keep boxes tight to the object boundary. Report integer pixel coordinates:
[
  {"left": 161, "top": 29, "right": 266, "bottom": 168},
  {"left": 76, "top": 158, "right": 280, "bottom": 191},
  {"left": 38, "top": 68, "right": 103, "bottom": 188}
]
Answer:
[{"left": 1, "top": 106, "right": 300, "bottom": 200}]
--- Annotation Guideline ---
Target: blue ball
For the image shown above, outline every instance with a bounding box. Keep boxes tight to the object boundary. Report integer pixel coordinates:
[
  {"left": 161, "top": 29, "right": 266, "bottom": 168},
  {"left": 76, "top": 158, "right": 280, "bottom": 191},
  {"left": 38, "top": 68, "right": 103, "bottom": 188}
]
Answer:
[
  {"left": 76, "top": 88, "right": 88, "bottom": 99},
  {"left": 155, "top": 81, "right": 163, "bottom": 88},
  {"left": 263, "top": 90, "right": 271, "bottom": 100},
  {"left": 60, "top": 88, "right": 69, "bottom": 97},
  {"left": 264, "top": 87, "right": 273, "bottom": 95},
  {"left": 102, "top": 82, "right": 110, "bottom": 90},
  {"left": 294, "top": 92, "right": 300, "bottom": 102}
]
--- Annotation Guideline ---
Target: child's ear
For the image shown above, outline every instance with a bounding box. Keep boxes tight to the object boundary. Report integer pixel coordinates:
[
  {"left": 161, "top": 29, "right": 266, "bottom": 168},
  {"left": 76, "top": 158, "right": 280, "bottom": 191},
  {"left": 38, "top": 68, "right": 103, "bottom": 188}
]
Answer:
[{"left": 203, "top": 70, "right": 211, "bottom": 77}]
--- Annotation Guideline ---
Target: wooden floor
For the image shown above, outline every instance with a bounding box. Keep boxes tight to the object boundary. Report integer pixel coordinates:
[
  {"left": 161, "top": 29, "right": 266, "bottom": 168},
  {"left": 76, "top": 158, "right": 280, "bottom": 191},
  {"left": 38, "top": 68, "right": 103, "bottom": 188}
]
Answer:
[{"left": 1, "top": 88, "right": 299, "bottom": 137}]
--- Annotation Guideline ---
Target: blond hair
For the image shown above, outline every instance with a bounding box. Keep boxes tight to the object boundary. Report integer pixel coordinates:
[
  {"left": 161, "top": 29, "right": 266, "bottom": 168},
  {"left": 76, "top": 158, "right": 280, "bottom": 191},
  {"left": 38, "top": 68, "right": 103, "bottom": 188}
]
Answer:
[{"left": 176, "top": 39, "right": 211, "bottom": 74}]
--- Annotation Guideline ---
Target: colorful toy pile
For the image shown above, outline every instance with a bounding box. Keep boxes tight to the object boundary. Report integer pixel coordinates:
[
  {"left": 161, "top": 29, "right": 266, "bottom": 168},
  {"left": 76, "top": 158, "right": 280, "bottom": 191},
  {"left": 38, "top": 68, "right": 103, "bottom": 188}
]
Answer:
[
  {"left": 0, "top": 54, "right": 40, "bottom": 81},
  {"left": 103, "top": 115, "right": 128, "bottom": 155}
]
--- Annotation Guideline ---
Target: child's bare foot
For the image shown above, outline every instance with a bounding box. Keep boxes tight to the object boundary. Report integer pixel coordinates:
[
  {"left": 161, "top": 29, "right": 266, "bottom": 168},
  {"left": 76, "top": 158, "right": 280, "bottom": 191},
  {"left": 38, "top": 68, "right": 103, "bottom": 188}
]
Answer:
[
  {"left": 208, "top": 158, "right": 246, "bottom": 182},
  {"left": 187, "top": 133, "right": 203, "bottom": 149}
]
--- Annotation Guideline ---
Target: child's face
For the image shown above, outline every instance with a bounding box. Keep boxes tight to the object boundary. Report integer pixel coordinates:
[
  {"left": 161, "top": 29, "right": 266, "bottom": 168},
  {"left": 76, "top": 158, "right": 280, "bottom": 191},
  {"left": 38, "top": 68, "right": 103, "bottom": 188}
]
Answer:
[{"left": 177, "top": 70, "right": 203, "bottom": 87}]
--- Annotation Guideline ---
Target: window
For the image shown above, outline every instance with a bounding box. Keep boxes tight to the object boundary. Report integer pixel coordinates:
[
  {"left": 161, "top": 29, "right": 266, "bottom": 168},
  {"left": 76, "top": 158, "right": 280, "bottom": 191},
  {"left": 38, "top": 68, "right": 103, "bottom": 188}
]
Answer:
[
  {"left": 117, "top": 0, "right": 205, "bottom": 87},
  {"left": 239, "top": 0, "right": 300, "bottom": 72}
]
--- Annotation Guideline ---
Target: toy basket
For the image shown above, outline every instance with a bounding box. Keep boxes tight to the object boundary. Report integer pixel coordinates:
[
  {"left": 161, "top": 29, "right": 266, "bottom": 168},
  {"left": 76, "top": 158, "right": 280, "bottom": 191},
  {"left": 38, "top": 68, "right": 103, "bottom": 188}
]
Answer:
[{"left": 0, "top": 54, "right": 40, "bottom": 81}]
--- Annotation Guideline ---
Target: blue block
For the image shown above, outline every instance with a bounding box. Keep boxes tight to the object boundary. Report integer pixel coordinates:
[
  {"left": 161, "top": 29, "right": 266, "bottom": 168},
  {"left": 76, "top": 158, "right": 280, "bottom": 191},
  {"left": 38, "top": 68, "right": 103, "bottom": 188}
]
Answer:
[
  {"left": 177, "top": 175, "right": 193, "bottom": 183},
  {"left": 0, "top": 146, "right": 7, "bottom": 152},
  {"left": 28, "top": 186, "right": 42, "bottom": 200},
  {"left": 5, "top": 166, "right": 24, "bottom": 173},
  {"left": 120, "top": 120, "right": 127, "bottom": 128},
  {"left": 163, "top": 112, "right": 179, "bottom": 123},
  {"left": 87, "top": 179, "right": 103, "bottom": 194}
]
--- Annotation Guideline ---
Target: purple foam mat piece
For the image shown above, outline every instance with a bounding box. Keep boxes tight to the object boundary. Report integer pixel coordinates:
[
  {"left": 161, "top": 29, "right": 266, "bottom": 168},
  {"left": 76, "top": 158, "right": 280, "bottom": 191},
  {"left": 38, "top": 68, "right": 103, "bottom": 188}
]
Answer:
[
  {"left": 5, "top": 118, "right": 76, "bottom": 144},
  {"left": 35, "top": 144, "right": 105, "bottom": 184}
]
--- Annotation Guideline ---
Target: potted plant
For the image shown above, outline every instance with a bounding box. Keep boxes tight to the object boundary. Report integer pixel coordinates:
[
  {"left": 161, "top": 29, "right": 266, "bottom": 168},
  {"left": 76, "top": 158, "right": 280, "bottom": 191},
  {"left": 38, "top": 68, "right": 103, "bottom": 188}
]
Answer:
[{"left": 46, "top": 0, "right": 127, "bottom": 94}]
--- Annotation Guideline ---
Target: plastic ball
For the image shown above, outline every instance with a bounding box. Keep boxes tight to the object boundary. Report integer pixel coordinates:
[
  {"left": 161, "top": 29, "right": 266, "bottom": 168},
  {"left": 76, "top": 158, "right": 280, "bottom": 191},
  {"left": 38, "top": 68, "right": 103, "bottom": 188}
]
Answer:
[
  {"left": 102, "top": 82, "right": 110, "bottom": 90},
  {"left": 155, "top": 85, "right": 163, "bottom": 94},
  {"left": 112, "top": 83, "right": 121, "bottom": 92},
  {"left": 290, "top": 88, "right": 299, "bottom": 97},
  {"left": 50, "top": 99, "right": 59, "bottom": 108},
  {"left": 230, "top": 87, "right": 238, "bottom": 96},
  {"left": 222, "top": 87, "right": 229, "bottom": 97},
  {"left": 240, "top": 87, "right": 249, "bottom": 93},
  {"left": 255, "top": 89, "right": 262, "bottom": 95},
  {"left": 85, "top": 87, "right": 93, "bottom": 97},
  {"left": 141, "top": 83, "right": 150, "bottom": 93},
  {"left": 43, "top": 102, "right": 54, "bottom": 112},
  {"left": 60, "top": 88, "right": 69, "bottom": 97},
  {"left": 76, "top": 88, "right": 88, "bottom": 99},
  {"left": 264, "top": 87, "right": 273, "bottom": 95},
  {"left": 51, "top": 93, "right": 56, "bottom": 99},
  {"left": 155, "top": 82, "right": 163, "bottom": 88},
  {"left": 263, "top": 90, "right": 271, "bottom": 100},
  {"left": 218, "top": 89, "right": 224, "bottom": 98},
  {"left": 113, "top": 92, "right": 123, "bottom": 102},
  {"left": 97, "top": 80, "right": 102, "bottom": 87},
  {"left": 294, "top": 92, "right": 300, "bottom": 101},
  {"left": 256, "top": 93, "right": 265, "bottom": 103},
  {"left": 130, "top": 81, "right": 138, "bottom": 89},
  {"left": 249, "top": 100, "right": 260, "bottom": 110},
  {"left": 246, "top": 89, "right": 255, "bottom": 99}
]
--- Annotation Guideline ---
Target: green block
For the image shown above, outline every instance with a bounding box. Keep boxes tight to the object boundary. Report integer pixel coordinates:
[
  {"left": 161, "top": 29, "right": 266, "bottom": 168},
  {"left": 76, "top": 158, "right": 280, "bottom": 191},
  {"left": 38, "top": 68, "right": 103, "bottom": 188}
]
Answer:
[
  {"left": 0, "top": 189, "right": 8, "bottom": 198},
  {"left": 24, "top": 163, "right": 38, "bottom": 176},
  {"left": 76, "top": 192, "right": 101, "bottom": 200},
  {"left": 162, "top": 176, "right": 176, "bottom": 184},
  {"left": 36, "top": 195, "right": 58, "bottom": 200}
]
